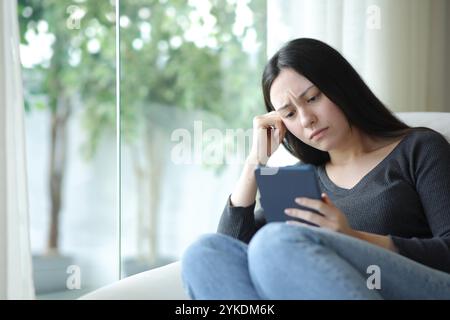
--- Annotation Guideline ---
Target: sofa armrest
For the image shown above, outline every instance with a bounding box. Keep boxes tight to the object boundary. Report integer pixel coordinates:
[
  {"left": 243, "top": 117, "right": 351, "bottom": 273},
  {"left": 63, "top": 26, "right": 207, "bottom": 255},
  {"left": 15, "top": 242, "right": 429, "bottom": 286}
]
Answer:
[{"left": 79, "top": 261, "right": 189, "bottom": 300}]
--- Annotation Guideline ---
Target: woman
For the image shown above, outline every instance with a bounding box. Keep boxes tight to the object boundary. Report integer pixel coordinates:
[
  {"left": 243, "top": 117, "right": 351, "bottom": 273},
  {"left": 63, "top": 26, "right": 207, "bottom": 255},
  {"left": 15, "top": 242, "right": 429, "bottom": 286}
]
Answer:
[{"left": 181, "top": 38, "right": 450, "bottom": 299}]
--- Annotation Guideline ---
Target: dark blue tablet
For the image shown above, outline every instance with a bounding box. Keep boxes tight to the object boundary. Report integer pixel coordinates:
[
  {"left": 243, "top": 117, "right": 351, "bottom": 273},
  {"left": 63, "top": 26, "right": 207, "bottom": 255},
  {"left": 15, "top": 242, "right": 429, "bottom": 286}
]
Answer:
[{"left": 254, "top": 164, "right": 323, "bottom": 225}]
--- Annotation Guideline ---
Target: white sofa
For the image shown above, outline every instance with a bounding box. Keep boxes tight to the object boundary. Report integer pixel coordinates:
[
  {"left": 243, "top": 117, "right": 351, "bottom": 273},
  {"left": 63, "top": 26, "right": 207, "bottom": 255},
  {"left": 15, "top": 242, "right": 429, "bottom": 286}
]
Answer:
[{"left": 80, "top": 112, "right": 450, "bottom": 300}]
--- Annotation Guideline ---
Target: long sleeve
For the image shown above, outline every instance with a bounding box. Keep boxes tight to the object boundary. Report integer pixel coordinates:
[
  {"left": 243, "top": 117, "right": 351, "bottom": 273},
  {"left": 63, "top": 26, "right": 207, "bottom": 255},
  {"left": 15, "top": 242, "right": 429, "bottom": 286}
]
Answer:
[
  {"left": 390, "top": 130, "right": 450, "bottom": 273},
  {"left": 217, "top": 194, "right": 266, "bottom": 244}
]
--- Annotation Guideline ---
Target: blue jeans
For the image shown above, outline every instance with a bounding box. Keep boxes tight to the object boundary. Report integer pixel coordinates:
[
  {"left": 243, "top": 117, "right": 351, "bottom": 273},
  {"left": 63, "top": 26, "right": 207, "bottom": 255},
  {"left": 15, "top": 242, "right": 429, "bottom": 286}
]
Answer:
[{"left": 181, "top": 223, "right": 450, "bottom": 299}]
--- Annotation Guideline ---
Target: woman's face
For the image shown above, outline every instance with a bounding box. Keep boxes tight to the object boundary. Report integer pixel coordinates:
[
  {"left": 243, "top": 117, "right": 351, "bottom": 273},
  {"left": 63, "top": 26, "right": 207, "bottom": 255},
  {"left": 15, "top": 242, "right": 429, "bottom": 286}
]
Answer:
[{"left": 269, "top": 68, "right": 350, "bottom": 151}]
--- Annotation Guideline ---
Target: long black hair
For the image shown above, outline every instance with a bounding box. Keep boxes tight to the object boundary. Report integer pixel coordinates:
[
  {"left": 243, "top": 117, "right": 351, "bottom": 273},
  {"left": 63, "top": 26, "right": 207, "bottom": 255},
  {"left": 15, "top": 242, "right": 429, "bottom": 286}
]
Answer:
[{"left": 262, "top": 38, "right": 412, "bottom": 165}]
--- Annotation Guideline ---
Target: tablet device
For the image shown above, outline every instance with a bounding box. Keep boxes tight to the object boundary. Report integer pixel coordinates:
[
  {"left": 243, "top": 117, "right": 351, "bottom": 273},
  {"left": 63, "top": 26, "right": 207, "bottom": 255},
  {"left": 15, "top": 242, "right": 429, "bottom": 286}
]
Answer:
[{"left": 254, "top": 164, "right": 323, "bottom": 225}]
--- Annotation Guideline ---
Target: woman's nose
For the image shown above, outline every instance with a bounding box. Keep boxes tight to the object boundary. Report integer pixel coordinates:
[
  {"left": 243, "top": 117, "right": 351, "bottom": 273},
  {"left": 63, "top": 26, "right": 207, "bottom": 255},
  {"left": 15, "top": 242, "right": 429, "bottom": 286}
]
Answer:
[{"left": 299, "top": 109, "right": 317, "bottom": 128}]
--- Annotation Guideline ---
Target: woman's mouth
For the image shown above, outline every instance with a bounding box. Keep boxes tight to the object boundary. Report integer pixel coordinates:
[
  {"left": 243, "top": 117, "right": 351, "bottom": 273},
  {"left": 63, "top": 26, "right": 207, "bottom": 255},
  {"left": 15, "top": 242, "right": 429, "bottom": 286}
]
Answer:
[{"left": 310, "top": 127, "right": 328, "bottom": 140}]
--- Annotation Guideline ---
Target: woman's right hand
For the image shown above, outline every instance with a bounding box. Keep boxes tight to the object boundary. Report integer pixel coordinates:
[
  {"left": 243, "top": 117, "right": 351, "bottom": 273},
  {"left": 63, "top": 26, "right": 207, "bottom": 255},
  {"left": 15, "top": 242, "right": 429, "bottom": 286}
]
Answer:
[{"left": 248, "top": 111, "right": 287, "bottom": 166}]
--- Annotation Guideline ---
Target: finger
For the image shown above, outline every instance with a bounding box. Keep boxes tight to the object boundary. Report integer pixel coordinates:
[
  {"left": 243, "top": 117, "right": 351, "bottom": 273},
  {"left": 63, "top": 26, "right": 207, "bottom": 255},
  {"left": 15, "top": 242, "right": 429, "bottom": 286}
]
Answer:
[
  {"left": 284, "top": 208, "right": 329, "bottom": 226},
  {"left": 278, "top": 123, "right": 287, "bottom": 144},
  {"left": 294, "top": 197, "right": 332, "bottom": 217},
  {"left": 321, "top": 193, "right": 334, "bottom": 206},
  {"left": 262, "top": 112, "right": 282, "bottom": 124},
  {"left": 271, "top": 128, "right": 282, "bottom": 147},
  {"left": 253, "top": 113, "right": 282, "bottom": 130},
  {"left": 266, "top": 119, "right": 283, "bottom": 131}
]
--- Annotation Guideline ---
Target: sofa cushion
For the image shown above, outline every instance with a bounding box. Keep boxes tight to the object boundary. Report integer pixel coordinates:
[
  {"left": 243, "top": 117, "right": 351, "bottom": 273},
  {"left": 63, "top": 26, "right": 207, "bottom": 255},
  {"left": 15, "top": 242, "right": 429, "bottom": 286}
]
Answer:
[{"left": 396, "top": 112, "right": 450, "bottom": 142}]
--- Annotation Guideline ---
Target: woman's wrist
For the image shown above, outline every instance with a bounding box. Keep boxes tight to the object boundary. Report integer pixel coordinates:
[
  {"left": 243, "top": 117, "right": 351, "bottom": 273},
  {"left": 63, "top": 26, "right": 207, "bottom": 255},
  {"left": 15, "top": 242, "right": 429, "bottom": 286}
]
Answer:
[
  {"left": 350, "top": 230, "right": 399, "bottom": 252},
  {"left": 229, "top": 154, "right": 259, "bottom": 208},
  {"left": 245, "top": 154, "right": 260, "bottom": 169}
]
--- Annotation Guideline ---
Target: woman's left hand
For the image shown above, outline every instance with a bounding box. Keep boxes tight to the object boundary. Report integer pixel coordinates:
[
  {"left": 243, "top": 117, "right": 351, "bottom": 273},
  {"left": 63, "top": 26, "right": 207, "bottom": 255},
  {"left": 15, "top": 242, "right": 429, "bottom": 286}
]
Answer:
[{"left": 284, "top": 193, "right": 355, "bottom": 237}]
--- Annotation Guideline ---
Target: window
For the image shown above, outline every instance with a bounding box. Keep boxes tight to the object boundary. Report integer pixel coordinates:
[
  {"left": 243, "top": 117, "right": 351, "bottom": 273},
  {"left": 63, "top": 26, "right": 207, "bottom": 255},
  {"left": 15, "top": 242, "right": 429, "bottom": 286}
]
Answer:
[
  {"left": 119, "top": 0, "right": 266, "bottom": 276},
  {"left": 19, "top": 0, "right": 118, "bottom": 299},
  {"left": 19, "top": 0, "right": 267, "bottom": 298}
]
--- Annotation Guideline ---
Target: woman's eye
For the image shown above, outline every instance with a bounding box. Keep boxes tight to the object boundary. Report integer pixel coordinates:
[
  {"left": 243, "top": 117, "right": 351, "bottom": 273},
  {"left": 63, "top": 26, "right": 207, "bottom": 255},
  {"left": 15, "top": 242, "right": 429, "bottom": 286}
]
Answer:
[
  {"left": 307, "top": 93, "right": 320, "bottom": 103},
  {"left": 285, "top": 111, "right": 294, "bottom": 118},
  {"left": 307, "top": 96, "right": 317, "bottom": 103}
]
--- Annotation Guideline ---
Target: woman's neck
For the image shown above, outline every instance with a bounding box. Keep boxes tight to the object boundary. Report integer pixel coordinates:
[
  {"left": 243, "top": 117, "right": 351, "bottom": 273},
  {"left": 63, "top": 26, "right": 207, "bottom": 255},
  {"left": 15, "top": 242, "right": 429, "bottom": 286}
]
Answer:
[{"left": 327, "top": 130, "right": 398, "bottom": 167}]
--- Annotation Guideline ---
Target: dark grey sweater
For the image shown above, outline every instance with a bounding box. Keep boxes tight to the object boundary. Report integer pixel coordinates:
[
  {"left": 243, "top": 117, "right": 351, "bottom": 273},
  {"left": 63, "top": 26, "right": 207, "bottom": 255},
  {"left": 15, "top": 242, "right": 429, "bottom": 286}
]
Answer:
[{"left": 217, "top": 127, "right": 450, "bottom": 274}]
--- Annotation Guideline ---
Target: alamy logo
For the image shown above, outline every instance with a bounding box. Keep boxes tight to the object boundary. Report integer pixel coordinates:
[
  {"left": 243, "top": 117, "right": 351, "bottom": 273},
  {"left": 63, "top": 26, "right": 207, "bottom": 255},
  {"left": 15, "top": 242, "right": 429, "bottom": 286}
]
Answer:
[
  {"left": 66, "top": 5, "right": 84, "bottom": 30},
  {"left": 366, "top": 5, "right": 381, "bottom": 30},
  {"left": 66, "top": 265, "right": 81, "bottom": 290},
  {"left": 366, "top": 265, "right": 381, "bottom": 290}
]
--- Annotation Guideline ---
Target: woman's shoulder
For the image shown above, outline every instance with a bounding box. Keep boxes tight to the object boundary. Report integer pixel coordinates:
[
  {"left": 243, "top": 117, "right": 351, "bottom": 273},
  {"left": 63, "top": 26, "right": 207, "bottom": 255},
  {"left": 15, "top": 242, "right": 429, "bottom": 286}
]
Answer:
[
  {"left": 404, "top": 127, "right": 450, "bottom": 147},
  {"left": 398, "top": 127, "right": 450, "bottom": 164}
]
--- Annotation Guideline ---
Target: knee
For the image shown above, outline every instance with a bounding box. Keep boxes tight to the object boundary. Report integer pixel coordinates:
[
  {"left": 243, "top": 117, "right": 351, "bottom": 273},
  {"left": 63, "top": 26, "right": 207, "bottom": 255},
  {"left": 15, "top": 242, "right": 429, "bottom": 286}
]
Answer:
[
  {"left": 180, "top": 234, "right": 221, "bottom": 289},
  {"left": 248, "top": 222, "right": 324, "bottom": 259},
  {"left": 182, "top": 233, "right": 223, "bottom": 266},
  {"left": 181, "top": 233, "right": 238, "bottom": 274},
  {"left": 249, "top": 223, "right": 285, "bottom": 250}
]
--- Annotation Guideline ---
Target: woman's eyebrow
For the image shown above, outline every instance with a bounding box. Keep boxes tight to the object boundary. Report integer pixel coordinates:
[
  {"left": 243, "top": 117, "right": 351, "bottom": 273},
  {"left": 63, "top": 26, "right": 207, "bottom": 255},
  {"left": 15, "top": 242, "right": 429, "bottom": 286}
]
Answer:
[{"left": 277, "top": 84, "right": 316, "bottom": 112}]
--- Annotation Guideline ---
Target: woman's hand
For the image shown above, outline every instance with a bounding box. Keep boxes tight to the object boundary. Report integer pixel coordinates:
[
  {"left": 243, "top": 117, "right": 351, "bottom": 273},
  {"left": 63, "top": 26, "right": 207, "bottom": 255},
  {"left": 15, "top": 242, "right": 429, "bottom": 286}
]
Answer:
[
  {"left": 284, "top": 193, "right": 356, "bottom": 237},
  {"left": 284, "top": 193, "right": 399, "bottom": 252},
  {"left": 248, "top": 111, "right": 287, "bottom": 166}
]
